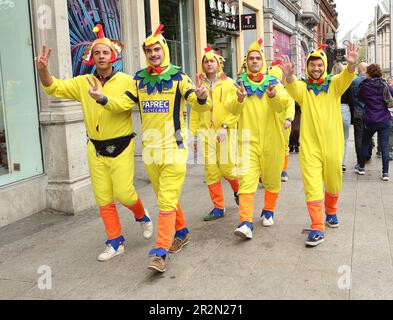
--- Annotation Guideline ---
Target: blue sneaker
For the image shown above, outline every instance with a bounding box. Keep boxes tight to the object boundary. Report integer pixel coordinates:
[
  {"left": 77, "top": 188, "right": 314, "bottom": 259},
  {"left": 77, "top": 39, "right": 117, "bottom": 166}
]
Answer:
[
  {"left": 261, "top": 210, "right": 274, "bottom": 227},
  {"left": 234, "top": 221, "right": 253, "bottom": 239},
  {"left": 281, "top": 171, "right": 289, "bottom": 182},
  {"left": 326, "top": 214, "right": 339, "bottom": 228},
  {"left": 306, "top": 230, "right": 325, "bottom": 247},
  {"left": 204, "top": 208, "right": 225, "bottom": 221}
]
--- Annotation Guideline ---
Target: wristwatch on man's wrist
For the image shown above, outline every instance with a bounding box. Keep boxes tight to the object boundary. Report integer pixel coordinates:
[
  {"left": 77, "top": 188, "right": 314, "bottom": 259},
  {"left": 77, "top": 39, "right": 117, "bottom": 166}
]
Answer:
[
  {"left": 286, "top": 118, "right": 293, "bottom": 122},
  {"left": 221, "top": 123, "right": 229, "bottom": 129}
]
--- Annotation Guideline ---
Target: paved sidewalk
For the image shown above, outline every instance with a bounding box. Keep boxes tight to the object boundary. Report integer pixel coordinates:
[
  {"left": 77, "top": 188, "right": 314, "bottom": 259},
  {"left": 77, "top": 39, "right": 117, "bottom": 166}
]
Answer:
[{"left": 1, "top": 131, "right": 393, "bottom": 300}]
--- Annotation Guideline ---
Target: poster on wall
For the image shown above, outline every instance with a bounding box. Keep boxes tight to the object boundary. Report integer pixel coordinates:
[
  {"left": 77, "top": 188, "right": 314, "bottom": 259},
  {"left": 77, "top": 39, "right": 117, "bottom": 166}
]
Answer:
[
  {"left": 68, "top": 0, "right": 122, "bottom": 76},
  {"left": 206, "top": 0, "right": 240, "bottom": 34}
]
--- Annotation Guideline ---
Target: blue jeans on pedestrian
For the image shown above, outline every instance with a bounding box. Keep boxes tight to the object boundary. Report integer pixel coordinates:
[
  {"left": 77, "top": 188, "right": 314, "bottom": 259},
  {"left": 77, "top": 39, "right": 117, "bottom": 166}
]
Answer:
[
  {"left": 341, "top": 104, "right": 351, "bottom": 167},
  {"left": 359, "top": 122, "right": 392, "bottom": 174}
]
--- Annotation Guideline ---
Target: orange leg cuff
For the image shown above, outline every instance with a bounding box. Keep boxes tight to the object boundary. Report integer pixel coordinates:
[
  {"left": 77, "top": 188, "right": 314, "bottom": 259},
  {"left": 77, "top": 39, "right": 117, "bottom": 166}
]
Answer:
[
  {"left": 124, "top": 197, "right": 146, "bottom": 220},
  {"left": 283, "top": 155, "right": 289, "bottom": 172},
  {"left": 239, "top": 193, "right": 254, "bottom": 223},
  {"left": 208, "top": 181, "right": 224, "bottom": 209},
  {"left": 325, "top": 192, "right": 339, "bottom": 215},
  {"left": 175, "top": 203, "right": 187, "bottom": 231},
  {"left": 307, "top": 201, "right": 324, "bottom": 232},
  {"left": 156, "top": 211, "right": 177, "bottom": 251},
  {"left": 100, "top": 203, "right": 122, "bottom": 240},
  {"left": 224, "top": 177, "right": 239, "bottom": 193},
  {"left": 264, "top": 191, "right": 279, "bottom": 212}
]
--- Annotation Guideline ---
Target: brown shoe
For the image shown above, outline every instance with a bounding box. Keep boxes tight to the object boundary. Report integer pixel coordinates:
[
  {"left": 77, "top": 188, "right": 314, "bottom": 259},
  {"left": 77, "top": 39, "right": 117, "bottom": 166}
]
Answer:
[
  {"left": 148, "top": 256, "right": 166, "bottom": 273},
  {"left": 169, "top": 233, "right": 190, "bottom": 253}
]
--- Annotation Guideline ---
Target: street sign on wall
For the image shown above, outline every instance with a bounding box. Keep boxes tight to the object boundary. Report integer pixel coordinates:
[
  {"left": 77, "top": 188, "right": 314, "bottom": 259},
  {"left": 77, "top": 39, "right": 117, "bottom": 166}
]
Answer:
[{"left": 241, "top": 13, "right": 256, "bottom": 30}]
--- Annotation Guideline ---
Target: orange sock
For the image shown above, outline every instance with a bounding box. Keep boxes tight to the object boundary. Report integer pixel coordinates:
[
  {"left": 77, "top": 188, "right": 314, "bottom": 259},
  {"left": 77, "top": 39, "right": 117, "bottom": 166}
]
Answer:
[
  {"left": 100, "top": 203, "right": 122, "bottom": 240},
  {"left": 224, "top": 177, "right": 239, "bottom": 193},
  {"left": 175, "top": 203, "right": 187, "bottom": 231},
  {"left": 264, "top": 191, "right": 279, "bottom": 212},
  {"left": 283, "top": 155, "right": 289, "bottom": 172},
  {"left": 325, "top": 192, "right": 339, "bottom": 215},
  {"left": 239, "top": 193, "right": 254, "bottom": 222},
  {"left": 124, "top": 197, "right": 146, "bottom": 220},
  {"left": 208, "top": 181, "right": 224, "bottom": 209},
  {"left": 156, "top": 210, "right": 177, "bottom": 251},
  {"left": 307, "top": 201, "right": 324, "bottom": 232}
]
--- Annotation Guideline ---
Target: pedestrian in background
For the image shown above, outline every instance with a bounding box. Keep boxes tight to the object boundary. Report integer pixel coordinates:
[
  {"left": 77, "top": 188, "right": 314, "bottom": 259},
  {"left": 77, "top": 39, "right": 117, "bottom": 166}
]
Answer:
[
  {"left": 356, "top": 64, "right": 393, "bottom": 181},
  {"left": 350, "top": 62, "right": 371, "bottom": 170}
]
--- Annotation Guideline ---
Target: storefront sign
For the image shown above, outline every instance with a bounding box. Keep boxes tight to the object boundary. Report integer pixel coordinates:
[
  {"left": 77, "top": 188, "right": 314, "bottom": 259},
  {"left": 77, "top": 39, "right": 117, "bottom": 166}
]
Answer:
[
  {"left": 241, "top": 13, "right": 256, "bottom": 30},
  {"left": 206, "top": 0, "right": 240, "bottom": 34}
]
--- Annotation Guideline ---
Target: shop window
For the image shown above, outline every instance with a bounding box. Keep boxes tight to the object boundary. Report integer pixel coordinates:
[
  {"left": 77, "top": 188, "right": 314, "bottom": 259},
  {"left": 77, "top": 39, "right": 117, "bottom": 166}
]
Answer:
[
  {"left": 0, "top": 1, "right": 43, "bottom": 185},
  {"left": 273, "top": 29, "right": 291, "bottom": 61},
  {"left": 158, "top": 0, "right": 195, "bottom": 76},
  {"left": 206, "top": 0, "right": 239, "bottom": 78},
  {"left": 67, "top": 0, "right": 122, "bottom": 76}
]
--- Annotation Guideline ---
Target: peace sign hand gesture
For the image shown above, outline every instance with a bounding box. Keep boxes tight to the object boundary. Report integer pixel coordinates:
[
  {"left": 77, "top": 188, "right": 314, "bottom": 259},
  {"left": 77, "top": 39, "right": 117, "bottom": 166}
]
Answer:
[
  {"left": 235, "top": 80, "right": 247, "bottom": 103},
  {"left": 34, "top": 45, "right": 52, "bottom": 71},
  {"left": 195, "top": 76, "right": 208, "bottom": 100},
  {"left": 87, "top": 77, "right": 104, "bottom": 102}
]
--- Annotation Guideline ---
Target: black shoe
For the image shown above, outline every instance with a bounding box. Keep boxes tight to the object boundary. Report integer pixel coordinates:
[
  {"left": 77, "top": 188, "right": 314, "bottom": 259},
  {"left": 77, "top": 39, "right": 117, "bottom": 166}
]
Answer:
[
  {"left": 234, "top": 192, "right": 239, "bottom": 206},
  {"left": 294, "top": 146, "right": 299, "bottom": 153},
  {"left": 342, "top": 165, "right": 346, "bottom": 172},
  {"left": 289, "top": 146, "right": 294, "bottom": 153}
]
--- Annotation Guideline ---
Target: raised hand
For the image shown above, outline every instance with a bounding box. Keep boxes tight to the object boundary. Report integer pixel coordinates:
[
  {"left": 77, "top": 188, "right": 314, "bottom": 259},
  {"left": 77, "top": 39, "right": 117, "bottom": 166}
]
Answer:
[
  {"left": 34, "top": 45, "right": 52, "bottom": 71},
  {"left": 87, "top": 77, "right": 103, "bottom": 102},
  {"left": 195, "top": 76, "right": 208, "bottom": 100},
  {"left": 266, "top": 83, "right": 276, "bottom": 98},
  {"left": 280, "top": 55, "right": 295, "bottom": 81},
  {"left": 235, "top": 80, "right": 247, "bottom": 103},
  {"left": 344, "top": 42, "right": 359, "bottom": 66}
]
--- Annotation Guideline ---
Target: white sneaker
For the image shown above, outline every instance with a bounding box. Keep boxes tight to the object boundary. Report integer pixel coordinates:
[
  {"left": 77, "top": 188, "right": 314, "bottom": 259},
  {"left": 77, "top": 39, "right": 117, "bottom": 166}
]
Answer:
[
  {"left": 234, "top": 225, "right": 253, "bottom": 239},
  {"left": 262, "top": 216, "right": 274, "bottom": 227},
  {"left": 97, "top": 244, "right": 125, "bottom": 262},
  {"left": 140, "top": 209, "right": 153, "bottom": 240}
]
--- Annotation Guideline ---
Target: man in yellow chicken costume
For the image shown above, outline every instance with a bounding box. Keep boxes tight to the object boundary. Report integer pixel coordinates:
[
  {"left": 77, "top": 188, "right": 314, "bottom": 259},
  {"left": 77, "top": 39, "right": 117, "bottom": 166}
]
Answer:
[
  {"left": 189, "top": 46, "right": 240, "bottom": 221},
  {"left": 226, "top": 39, "right": 292, "bottom": 239},
  {"left": 268, "top": 60, "right": 296, "bottom": 183},
  {"left": 281, "top": 42, "right": 358, "bottom": 246},
  {"left": 35, "top": 23, "right": 152, "bottom": 262},
  {"left": 88, "top": 25, "right": 211, "bottom": 272}
]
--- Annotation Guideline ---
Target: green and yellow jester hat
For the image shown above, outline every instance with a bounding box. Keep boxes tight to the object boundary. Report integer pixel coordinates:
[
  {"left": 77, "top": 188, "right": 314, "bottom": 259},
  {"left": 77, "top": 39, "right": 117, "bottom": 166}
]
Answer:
[
  {"left": 245, "top": 38, "right": 267, "bottom": 81},
  {"left": 82, "top": 23, "right": 124, "bottom": 66},
  {"left": 143, "top": 24, "right": 170, "bottom": 74},
  {"left": 305, "top": 44, "right": 329, "bottom": 84},
  {"left": 198, "top": 45, "right": 225, "bottom": 81}
]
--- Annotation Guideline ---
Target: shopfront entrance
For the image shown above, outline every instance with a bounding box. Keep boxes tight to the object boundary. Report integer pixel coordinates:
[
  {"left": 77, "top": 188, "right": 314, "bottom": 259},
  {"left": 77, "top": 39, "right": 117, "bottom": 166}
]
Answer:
[{"left": 0, "top": 1, "right": 43, "bottom": 186}]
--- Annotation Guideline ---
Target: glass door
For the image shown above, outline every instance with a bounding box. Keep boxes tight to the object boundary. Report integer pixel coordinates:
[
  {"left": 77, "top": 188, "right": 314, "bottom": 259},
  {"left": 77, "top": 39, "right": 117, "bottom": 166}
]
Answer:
[{"left": 0, "top": 1, "right": 43, "bottom": 186}]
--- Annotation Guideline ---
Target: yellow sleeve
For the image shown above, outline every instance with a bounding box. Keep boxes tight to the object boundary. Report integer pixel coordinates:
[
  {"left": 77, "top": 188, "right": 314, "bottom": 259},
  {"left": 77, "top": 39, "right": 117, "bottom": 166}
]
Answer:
[
  {"left": 224, "top": 84, "right": 245, "bottom": 116},
  {"left": 41, "top": 76, "right": 82, "bottom": 101},
  {"left": 284, "top": 77, "right": 304, "bottom": 104},
  {"left": 332, "top": 65, "right": 356, "bottom": 96},
  {"left": 268, "top": 83, "right": 291, "bottom": 113},
  {"left": 103, "top": 80, "right": 138, "bottom": 113},
  {"left": 284, "top": 96, "right": 295, "bottom": 120},
  {"left": 180, "top": 74, "right": 211, "bottom": 113},
  {"left": 221, "top": 79, "right": 239, "bottom": 127},
  {"left": 188, "top": 108, "right": 200, "bottom": 137}
]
